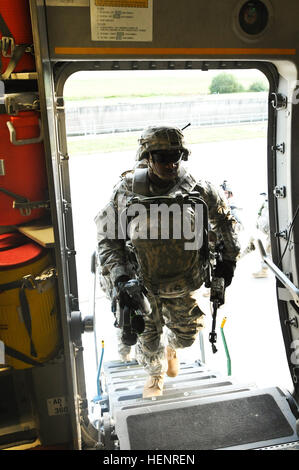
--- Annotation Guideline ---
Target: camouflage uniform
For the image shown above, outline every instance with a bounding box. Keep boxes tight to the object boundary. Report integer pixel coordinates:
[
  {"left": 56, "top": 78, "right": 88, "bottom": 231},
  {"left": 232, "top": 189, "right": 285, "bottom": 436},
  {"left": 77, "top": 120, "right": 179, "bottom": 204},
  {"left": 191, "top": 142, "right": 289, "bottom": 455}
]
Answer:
[
  {"left": 95, "top": 165, "right": 240, "bottom": 376},
  {"left": 135, "top": 292, "right": 205, "bottom": 375}
]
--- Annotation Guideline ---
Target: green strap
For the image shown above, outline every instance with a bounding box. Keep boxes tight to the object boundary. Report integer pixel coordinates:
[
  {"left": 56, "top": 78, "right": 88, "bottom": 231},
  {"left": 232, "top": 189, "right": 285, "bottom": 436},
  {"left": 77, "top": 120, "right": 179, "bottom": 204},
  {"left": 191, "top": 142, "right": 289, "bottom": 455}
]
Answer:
[
  {"left": 5, "top": 345, "right": 42, "bottom": 367},
  {"left": 1, "top": 44, "right": 27, "bottom": 80},
  {"left": 19, "top": 286, "right": 37, "bottom": 357},
  {"left": 0, "top": 13, "right": 29, "bottom": 80},
  {"left": 0, "top": 279, "right": 22, "bottom": 292},
  {"left": 0, "top": 13, "right": 12, "bottom": 37},
  {"left": 0, "top": 187, "right": 28, "bottom": 203},
  {"left": 0, "top": 278, "right": 38, "bottom": 358}
]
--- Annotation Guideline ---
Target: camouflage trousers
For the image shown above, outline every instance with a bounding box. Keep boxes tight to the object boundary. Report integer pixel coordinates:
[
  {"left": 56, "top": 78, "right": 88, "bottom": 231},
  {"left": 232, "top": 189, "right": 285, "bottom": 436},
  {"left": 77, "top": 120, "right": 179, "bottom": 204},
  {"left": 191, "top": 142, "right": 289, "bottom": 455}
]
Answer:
[
  {"left": 116, "top": 328, "right": 133, "bottom": 361},
  {"left": 135, "top": 294, "right": 205, "bottom": 376}
]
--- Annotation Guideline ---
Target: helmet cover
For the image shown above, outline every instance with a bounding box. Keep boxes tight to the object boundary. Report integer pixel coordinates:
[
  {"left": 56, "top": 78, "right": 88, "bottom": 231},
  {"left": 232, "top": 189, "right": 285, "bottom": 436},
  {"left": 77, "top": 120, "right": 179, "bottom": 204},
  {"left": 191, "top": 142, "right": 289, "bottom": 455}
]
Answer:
[{"left": 136, "top": 126, "right": 190, "bottom": 161}]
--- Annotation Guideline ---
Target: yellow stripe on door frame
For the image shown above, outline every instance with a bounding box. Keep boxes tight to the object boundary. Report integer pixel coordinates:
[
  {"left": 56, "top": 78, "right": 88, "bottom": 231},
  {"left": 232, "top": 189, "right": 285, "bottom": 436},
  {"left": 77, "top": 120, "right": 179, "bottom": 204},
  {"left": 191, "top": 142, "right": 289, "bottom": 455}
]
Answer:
[{"left": 54, "top": 47, "right": 296, "bottom": 56}]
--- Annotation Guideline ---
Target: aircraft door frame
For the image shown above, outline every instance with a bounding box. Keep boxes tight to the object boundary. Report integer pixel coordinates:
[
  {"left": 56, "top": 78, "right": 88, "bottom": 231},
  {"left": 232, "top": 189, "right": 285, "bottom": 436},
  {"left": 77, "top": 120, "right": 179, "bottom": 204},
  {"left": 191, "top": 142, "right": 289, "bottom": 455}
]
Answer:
[
  {"left": 30, "top": 1, "right": 88, "bottom": 449},
  {"left": 29, "top": 0, "right": 299, "bottom": 448}
]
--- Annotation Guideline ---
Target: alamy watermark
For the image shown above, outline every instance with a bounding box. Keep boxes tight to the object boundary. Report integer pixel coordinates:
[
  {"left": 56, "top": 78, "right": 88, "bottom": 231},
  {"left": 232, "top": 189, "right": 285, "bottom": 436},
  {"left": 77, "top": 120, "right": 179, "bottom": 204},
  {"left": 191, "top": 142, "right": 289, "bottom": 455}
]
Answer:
[{"left": 98, "top": 195, "right": 204, "bottom": 250}]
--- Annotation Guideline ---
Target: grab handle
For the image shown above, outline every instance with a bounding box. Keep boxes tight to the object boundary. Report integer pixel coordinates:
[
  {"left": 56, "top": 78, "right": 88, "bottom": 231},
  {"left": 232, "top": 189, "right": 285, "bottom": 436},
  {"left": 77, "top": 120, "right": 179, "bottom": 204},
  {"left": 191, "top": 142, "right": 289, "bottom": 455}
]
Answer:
[
  {"left": 6, "top": 119, "right": 43, "bottom": 146},
  {"left": 257, "top": 238, "right": 299, "bottom": 306}
]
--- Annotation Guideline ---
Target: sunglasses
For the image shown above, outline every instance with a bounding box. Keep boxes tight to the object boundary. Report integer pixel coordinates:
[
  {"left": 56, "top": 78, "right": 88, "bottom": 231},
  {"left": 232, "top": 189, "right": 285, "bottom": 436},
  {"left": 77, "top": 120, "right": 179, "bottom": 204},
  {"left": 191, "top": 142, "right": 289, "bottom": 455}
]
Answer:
[{"left": 151, "top": 150, "right": 183, "bottom": 164}]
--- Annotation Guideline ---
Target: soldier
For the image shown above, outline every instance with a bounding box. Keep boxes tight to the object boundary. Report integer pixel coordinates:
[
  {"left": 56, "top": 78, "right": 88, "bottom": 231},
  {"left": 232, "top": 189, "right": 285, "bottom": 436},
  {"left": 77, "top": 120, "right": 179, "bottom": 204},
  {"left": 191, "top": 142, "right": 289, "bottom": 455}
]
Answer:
[
  {"left": 95, "top": 126, "right": 240, "bottom": 398},
  {"left": 220, "top": 180, "right": 243, "bottom": 231},
  {"left": 252, "top": 193, "right": 270, "bottom": 278}
]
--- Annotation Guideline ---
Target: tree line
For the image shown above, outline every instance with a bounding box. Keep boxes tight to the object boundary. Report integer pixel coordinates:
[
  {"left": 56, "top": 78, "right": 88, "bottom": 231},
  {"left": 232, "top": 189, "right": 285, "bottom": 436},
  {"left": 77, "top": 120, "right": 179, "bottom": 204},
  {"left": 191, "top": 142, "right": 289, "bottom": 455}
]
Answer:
[{"left": 209, "top": 73, "right": 268, "bottom": 94}]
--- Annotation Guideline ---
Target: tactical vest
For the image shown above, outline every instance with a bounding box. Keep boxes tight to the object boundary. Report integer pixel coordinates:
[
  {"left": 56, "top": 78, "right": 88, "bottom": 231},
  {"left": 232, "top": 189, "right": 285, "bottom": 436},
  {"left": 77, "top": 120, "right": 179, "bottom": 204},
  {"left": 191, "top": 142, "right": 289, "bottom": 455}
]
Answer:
[{"left": 126, "top": 168, "right": 209, "bottom": 298}]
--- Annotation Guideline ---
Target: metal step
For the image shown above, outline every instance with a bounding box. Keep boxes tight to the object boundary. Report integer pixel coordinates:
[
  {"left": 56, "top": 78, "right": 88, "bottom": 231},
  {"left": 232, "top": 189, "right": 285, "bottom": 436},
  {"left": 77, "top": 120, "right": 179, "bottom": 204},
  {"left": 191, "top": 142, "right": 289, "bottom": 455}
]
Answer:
[
  {"left": 109, "top": 380, "right": 256, "bottom": 418},
  {"left": 102, "top": 360, "right": 256, "bottom": 417},
  {"left": 102, "top": 359, "right": 228, "bottom": 406},
  {"left": 98, "top": 359, "right": 299, "bottom": 450},
  {"left": 103, "top": 359, "right": 221, "bottom": 391},
  {"left": 114, "top": 386, "right": 299, "bottom": 450}
]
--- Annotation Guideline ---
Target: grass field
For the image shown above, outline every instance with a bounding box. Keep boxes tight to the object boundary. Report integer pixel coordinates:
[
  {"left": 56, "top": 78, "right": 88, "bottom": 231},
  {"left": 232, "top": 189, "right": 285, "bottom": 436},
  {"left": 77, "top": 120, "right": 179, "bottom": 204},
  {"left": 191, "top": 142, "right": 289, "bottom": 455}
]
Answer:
[
  {"left": 64, "top": 69, "right": 268, "bottom": 155},
  {"left": 67, "top": 122, "right": 267, "bottom": 155},
  {"left": 64, "top": 69, "right": 269, "bottom": 101}
]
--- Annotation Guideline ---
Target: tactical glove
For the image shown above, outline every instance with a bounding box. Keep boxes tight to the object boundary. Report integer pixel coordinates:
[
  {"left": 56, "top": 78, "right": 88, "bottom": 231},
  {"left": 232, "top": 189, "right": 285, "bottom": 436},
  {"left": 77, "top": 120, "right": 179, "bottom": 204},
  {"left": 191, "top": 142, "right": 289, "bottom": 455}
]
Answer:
[
  {"left": 112, "top": 278, "right": 150, "bottom": 346},
  {"left": 214, "top": 260, "right": 236, "bottom": 287}
]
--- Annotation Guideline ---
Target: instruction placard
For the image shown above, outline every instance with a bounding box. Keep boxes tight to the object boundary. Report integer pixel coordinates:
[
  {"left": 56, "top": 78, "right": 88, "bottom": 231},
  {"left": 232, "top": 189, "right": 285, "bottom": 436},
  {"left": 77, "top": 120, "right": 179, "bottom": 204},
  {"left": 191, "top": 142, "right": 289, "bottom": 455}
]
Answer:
[
  {"left": 90, "top": 0, "right": 153, "bottom": 42},
  {"left": 45, "top": 0, "right": 89, "bottom": 6},
  {"left": 0, "top": 341, "right": 4, "bottom": 365}
]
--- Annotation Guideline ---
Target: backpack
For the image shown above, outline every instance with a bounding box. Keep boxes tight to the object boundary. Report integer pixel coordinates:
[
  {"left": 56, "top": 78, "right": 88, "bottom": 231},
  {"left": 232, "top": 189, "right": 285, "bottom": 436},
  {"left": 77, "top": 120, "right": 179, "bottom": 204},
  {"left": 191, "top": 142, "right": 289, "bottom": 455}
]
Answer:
[{"left": 126, "top": 168, "right": 209, "bottom": 298}]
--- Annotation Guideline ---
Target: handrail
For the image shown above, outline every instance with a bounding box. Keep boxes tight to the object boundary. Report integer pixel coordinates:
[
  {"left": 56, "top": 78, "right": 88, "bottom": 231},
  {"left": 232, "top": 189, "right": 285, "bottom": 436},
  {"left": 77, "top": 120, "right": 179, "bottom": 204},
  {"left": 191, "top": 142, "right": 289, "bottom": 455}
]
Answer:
[
  {"left": 257, "top": 239, "right": 299, "bottom": 306},
  {"left": 220, "top": 317, "right": 231, "bottom": 376}
]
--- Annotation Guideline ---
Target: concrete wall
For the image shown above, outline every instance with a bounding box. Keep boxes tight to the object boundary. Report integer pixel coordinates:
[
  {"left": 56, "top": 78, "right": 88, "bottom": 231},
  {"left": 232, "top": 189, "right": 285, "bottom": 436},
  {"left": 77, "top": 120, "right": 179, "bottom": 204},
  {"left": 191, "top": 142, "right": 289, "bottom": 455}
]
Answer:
[{"left": 65, "top": 92, "right": 268, "bottom": 136}]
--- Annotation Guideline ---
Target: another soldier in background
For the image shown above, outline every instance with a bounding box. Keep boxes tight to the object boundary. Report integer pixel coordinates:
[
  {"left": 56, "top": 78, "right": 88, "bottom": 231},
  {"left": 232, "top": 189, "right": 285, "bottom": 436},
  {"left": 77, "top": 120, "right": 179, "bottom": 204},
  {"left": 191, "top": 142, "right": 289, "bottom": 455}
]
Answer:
[
  {"left": 220, "top": 180, "right": 244, "bottom": 231},
  {"left": 252, "top": 193, "right": 270, "bottom": 278}
]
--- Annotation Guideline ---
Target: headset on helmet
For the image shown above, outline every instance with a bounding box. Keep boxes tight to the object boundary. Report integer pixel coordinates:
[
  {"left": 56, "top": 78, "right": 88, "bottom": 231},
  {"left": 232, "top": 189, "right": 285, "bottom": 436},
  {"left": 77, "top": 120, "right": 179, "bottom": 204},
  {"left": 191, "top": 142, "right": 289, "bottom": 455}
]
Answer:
[{"left": 136, "top": 126, "right": 190, "bottom": 161}]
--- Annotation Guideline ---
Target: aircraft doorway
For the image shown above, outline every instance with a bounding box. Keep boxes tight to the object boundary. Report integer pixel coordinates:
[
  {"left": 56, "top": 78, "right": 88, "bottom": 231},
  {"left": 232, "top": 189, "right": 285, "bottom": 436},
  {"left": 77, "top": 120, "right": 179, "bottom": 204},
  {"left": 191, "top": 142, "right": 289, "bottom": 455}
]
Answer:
[{"left": 63, "top": 67, "right": 293, "bottom": 413}]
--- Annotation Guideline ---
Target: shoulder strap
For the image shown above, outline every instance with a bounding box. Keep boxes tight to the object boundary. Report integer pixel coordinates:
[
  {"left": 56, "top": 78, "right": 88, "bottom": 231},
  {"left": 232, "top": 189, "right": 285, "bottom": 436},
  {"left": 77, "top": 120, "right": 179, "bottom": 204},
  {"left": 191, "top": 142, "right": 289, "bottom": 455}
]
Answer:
[
  {"left": 166, "top": 168, "right": 197, "bottom": 196},
  {"left": 132, "top": 167, "right": 150, "bottom": 196}
]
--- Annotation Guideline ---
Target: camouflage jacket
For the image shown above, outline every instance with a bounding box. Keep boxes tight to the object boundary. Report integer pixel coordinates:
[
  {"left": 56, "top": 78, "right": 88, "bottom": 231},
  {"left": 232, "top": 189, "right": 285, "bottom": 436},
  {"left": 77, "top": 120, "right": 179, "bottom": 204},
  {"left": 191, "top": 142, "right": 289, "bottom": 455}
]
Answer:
[{"left": 95, "top": 165, "right": 240, "bottom": 290}]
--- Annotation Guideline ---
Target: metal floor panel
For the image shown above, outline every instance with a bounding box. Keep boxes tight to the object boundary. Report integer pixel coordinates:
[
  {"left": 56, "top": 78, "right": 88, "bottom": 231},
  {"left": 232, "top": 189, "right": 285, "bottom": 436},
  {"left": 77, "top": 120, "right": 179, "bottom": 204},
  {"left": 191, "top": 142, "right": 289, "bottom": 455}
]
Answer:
[{"left": 114, "top": 387, "right": 299, "bottom": 450}]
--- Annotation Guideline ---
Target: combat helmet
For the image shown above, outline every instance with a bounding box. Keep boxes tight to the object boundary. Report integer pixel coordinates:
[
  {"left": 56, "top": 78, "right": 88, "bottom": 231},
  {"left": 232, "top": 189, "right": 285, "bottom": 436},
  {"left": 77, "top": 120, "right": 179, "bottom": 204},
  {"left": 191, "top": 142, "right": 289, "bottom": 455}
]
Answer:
[{"left": 136, "top": 126, "right": 190, "bottom": 161}]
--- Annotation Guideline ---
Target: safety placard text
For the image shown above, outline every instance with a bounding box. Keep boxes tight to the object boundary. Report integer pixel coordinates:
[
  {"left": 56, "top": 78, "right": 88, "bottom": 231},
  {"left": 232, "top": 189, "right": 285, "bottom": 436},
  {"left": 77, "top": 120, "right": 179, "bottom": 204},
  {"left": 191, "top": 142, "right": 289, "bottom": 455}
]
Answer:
[
  {"left": 90, "top": 0, "right": 153, "bottom": 42},
  {"left": 95, "top": 0, "right": 148, "bottom": 7}
]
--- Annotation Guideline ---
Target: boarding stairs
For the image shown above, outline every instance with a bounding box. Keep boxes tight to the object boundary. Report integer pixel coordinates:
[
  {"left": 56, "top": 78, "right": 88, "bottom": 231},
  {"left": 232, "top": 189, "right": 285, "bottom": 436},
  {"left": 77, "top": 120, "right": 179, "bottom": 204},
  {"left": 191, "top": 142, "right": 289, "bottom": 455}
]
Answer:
[{"left": 96, "top": 357, "right": 299, "bottom": 450}]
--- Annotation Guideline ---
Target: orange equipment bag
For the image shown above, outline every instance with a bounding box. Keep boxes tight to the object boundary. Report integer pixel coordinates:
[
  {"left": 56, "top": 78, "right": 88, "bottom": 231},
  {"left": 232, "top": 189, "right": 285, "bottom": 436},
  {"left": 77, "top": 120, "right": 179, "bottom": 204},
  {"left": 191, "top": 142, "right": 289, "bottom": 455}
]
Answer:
[{"left": 0, "top": 0, "right": 35, "bottom": 79}]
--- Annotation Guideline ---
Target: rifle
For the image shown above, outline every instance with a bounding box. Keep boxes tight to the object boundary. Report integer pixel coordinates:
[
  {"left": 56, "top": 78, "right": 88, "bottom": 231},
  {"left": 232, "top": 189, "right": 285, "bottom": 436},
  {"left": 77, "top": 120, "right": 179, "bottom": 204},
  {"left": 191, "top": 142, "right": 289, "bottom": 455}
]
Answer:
[{"left": 207, "top": 235, "right": 226, "bottom": 354}]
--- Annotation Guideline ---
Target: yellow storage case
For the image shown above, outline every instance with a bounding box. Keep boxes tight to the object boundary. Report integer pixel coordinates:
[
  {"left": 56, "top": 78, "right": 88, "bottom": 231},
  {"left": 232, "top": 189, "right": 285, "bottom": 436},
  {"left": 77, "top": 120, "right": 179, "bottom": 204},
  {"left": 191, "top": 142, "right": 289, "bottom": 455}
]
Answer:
[{"left": 0, "top": 234, "right": 60, "bottom": 369}]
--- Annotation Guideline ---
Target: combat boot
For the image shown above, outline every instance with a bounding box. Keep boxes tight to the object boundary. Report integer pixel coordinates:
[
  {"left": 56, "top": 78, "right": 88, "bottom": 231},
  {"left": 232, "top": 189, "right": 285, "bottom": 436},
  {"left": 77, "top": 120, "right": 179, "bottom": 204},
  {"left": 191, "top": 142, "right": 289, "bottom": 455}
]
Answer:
[
  {"left": 166, "top": 345, "right": 179, "bottom": 377},
  {"left": 143, "top": 374, "right": 165, "bottom": 398}
]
